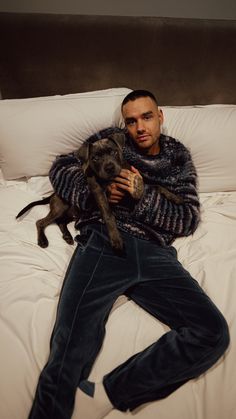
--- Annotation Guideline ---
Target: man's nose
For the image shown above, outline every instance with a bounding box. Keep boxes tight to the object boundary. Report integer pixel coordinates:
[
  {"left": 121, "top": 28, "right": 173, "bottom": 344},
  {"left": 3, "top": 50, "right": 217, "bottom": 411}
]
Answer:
[{"left": 137, "top": 120, "right": 145, "bottom": 133}]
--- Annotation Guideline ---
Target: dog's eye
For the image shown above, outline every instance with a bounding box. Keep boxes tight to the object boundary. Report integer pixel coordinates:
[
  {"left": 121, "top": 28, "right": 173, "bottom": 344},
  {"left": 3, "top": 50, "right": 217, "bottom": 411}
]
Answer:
[
  {"left": 91, "top": 156, "right": 99, "bottom": 162},
  {"left": 111, "top": 150, "right": 118, "bottom": 156}
]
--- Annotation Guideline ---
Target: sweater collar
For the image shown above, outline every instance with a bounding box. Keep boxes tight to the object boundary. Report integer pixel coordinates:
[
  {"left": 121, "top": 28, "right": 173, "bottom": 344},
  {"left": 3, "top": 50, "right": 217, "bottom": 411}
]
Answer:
[{"left": 123, "top": 134, "right": 172, "bottom": 181}]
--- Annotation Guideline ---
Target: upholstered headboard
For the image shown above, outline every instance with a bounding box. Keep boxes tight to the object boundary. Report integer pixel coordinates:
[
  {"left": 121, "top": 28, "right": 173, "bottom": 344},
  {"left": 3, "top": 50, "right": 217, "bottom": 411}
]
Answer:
[{"left": 0, "top": 12, "right": 236, "bottom": 105}]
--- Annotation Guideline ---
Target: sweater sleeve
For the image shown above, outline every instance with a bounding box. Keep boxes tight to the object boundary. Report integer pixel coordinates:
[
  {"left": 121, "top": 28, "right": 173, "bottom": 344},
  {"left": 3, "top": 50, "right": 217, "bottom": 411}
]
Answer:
[
  {"left": 132, "top": 147, "right": 200, "bottom": 237},
  {"left": 49, "top": 152, "right": 90, "bottom": 210},
  {"left": 49, "top": 127, "right": 123, "bottom": 209}
]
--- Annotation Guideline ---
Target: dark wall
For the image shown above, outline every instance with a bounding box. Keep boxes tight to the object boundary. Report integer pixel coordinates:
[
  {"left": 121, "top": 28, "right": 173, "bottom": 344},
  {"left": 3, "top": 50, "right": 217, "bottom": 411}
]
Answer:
[{"left": 1, "top": 13, "right": 236, "bottom": 104}]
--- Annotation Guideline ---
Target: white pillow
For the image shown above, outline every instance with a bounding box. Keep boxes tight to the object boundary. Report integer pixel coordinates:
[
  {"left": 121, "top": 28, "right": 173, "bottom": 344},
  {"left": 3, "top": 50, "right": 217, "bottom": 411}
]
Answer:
[
  {"left": 0, "top": 88, "right": 131, "bottom": 180},
  {"left": 162, "top": 105, "right": 236, "bottom": 193}
]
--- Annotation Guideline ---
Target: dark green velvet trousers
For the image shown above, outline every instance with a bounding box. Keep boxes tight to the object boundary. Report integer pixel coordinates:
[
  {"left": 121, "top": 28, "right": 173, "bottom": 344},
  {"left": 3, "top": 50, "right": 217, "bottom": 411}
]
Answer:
[{"left": 28, "top": 223, "right": 229, "bottom": 418}]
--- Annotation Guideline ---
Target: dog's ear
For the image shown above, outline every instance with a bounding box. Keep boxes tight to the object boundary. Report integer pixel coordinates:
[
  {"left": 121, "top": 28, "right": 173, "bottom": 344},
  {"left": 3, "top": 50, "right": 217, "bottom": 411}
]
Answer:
[
  {"left": 76, "top": 142, "right": 91, "bottom": 173},
  {"left": 108, "top": 132, "right": 126, "bottom": 150}
]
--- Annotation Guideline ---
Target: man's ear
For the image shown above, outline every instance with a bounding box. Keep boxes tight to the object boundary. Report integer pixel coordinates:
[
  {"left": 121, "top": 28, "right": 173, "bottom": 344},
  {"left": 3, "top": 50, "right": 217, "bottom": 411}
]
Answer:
[
  {"left": 158, "top": 108, "right": 164, "bottom": 124},
  {"left": 108, "top": 132, "right": 126, "bottom": 150},
  {"left": 76, "top": 142, "right": 91, "bottom": 172}
]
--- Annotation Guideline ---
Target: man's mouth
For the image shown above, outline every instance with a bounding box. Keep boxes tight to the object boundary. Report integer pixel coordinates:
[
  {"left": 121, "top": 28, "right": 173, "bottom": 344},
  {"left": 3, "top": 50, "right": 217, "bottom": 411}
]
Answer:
[{"left": 137, "top": 135, "right": 149, "bottom": 142}]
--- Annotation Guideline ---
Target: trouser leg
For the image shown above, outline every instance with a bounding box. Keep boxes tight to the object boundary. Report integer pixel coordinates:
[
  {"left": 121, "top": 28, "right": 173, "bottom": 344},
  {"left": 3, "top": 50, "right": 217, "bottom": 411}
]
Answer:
[
  {"left": 28, "top": 226, "right": 136, "bottom": 419},
  {"left": 103, "top": 243, "right": 230, "bottom": 412}
]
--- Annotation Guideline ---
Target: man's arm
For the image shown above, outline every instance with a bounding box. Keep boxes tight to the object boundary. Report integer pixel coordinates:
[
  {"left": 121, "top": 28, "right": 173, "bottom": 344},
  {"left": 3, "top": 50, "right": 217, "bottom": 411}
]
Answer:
[
  {"left": 133, "top": 148, "right": 200, "bottom": 237},
  {"left": 109, "top": 145, "right": 200, "bottom": 238},
  {"left": 132, "top": 178, "right": 200, "bottom": 237},
  {"left": 49, "top": 152, "right": 90, "bottom": 210}
]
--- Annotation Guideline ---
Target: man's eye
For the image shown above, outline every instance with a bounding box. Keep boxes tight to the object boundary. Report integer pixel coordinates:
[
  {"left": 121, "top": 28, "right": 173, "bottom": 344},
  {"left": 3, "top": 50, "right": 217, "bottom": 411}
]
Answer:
[
  {"left": 144, "top": 115, "right": 152, "bottom": 120},
  {"left": 126, "top": 120, "right": 135, "bottom": 126}
]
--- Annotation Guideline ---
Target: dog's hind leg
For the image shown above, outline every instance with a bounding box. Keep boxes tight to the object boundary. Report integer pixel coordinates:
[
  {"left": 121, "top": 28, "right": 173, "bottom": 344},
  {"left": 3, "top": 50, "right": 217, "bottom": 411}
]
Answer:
[
  {"left": 36, "top": 211, "right": 58, "bottom": 248},
  {"left": 56, "top": 220, "right": 74, "bottom": 245},
  {"left": 36, "top": 196, "right": 71, "bottom": 247}
]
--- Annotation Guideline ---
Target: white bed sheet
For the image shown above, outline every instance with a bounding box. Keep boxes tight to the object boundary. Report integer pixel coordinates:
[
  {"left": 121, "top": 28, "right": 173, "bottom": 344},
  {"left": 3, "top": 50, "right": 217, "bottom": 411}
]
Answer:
[{"left": 0, "top": 175, "right": 235, "bottom": 419}]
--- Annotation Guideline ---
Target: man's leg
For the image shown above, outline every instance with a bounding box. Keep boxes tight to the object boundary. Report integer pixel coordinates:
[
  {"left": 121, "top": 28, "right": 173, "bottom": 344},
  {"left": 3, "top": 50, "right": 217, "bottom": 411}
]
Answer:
[
  {"left": 103, "top": 243, "right": 230, "bottom": 412},
  {"left": 28, "top": 225, "right": 136, "bottom": 419}
]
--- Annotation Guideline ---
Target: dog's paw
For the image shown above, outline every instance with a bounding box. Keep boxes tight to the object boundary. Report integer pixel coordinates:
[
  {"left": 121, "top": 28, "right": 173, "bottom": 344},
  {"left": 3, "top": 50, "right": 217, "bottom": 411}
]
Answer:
[
  {"left": 110, "top": 234, "right": 123, "bottom": 251},
  {"left": 38, "top": 238, "right": 49, "bottom": 248},
  {"left": 63, "top": 234, "right": 74, "bottom": 245},
  {"left": 174, "top": 195, "right": 184, "bottom": 204},
  {"left": 158, "top": 186, "right": 184, "bottom": 205},
  {"left": 168, "top": 193, "right": 184, "bottom": 204}
]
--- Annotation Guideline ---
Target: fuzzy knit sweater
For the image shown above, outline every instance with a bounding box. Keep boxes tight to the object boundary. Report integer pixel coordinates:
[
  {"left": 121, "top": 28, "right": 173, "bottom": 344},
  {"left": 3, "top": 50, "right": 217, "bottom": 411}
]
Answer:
[{"left": 49, "top": 127, "right": 200, "bottom": 246}]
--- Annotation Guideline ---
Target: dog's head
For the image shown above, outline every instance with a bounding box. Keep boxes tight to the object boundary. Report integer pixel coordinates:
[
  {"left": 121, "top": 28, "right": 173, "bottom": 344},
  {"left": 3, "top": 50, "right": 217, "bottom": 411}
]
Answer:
[{"left": 76, "top": 132, "right": 126, "bottom": 181}]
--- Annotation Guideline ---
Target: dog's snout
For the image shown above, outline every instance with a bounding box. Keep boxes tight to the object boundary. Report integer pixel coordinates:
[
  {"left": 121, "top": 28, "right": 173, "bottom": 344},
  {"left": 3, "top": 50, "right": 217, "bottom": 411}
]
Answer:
[{"left": 104, "top": 162, "right": 116, "bottom": 175}]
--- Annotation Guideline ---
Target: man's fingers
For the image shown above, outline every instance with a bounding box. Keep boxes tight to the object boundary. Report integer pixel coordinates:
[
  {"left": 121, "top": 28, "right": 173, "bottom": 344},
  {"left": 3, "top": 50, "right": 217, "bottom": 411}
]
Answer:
[
  {"left": 115, "top": 174, "right": 144, "bottom": 200},
  {"left": 113, "top": 176, "right": 130, "bottom": 186},
  {"left": 114, "top": 183, "right": 129, "bottom": 192},
  {"left": 114, "top": 168, "right": 134, "bottom": 183},
  {"left": 114, "top": 171, "right": 139, "bottom": 187},
  {"left": 119, "top": 169, "right": 132, "bottom": 178},
  {"left": 130, "top": 166, "right": 141, "bottom": 176},
  {"left": 107, "top": 168, "right": 143, "bottom": 202},
  {"left": 108, "top": 184, "right": 125, "bottom": 196},
  {"left": 109, "top": 198, "right": 121, "bottom": 204},
  {"left": 107, "top": 183, "right": 125, "bottom": 203},
  {"left": 111, "top": 190, "right": 125, "bottom": 198}
]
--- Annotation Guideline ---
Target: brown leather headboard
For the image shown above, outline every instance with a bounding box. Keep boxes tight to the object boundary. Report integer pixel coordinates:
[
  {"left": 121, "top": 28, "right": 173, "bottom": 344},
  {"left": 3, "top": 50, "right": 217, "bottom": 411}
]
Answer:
[{"left": 0, "top": 12, "right": 236, "bottom": 105}]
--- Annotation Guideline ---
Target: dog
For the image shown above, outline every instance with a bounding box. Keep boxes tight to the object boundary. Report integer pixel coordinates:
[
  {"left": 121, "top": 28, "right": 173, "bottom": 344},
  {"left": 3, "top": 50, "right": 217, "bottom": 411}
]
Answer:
[
  {"left": 16, "top": 133, "right": 130, "bottom": 250},
  {"left": 16, "top": 133, "right": 183, "bottom": 250}
]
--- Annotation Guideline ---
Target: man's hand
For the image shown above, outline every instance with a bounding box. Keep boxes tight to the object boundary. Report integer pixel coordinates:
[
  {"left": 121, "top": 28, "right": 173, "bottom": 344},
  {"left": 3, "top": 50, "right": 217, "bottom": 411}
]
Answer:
[{"left": 107, "top": 166, "right": 144, "bottom": 204}]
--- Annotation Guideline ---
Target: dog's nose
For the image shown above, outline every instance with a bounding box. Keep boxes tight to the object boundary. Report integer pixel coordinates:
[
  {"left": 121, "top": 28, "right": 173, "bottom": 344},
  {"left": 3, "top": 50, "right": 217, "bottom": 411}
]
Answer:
[{"left": 104, "top": 162, "right": 115, "bottom": 175}]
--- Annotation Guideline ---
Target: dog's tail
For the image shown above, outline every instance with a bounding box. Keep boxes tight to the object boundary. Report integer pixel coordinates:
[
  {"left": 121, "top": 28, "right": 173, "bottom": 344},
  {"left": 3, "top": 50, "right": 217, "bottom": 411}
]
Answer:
[{"left": 16, "top": 195, "right": 52, "bottom": 219}]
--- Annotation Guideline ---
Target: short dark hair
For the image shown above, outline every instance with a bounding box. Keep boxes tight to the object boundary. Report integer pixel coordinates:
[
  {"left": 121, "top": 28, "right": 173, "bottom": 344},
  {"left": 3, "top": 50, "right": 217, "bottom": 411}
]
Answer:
[{"left": 121, "top": 89, "right": 158, "bottom": 108}]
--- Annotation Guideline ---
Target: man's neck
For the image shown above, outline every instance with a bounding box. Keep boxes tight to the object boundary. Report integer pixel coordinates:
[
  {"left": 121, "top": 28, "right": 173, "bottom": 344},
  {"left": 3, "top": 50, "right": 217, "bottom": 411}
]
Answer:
[{"left": 142, "top": 140, "right": 161, "bottom": 156}]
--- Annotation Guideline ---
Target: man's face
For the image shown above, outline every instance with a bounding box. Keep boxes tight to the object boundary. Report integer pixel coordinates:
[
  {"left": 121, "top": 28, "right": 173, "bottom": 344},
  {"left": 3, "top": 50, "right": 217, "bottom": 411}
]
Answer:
[{"left": 122, "top": 96, "right": 164, "bottom": 155}]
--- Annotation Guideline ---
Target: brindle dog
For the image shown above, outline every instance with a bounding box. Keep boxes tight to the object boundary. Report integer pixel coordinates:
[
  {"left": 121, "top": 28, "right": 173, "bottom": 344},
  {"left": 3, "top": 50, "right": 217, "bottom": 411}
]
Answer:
[{"left": 16, "top": 133, "right": 183, "bottom": 250}]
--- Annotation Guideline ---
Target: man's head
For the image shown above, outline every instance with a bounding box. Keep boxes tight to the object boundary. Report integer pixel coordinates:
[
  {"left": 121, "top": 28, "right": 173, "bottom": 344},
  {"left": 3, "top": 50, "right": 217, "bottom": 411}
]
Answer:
[{"left": 121, "top": 90, "right": 164, "bottom": 155}]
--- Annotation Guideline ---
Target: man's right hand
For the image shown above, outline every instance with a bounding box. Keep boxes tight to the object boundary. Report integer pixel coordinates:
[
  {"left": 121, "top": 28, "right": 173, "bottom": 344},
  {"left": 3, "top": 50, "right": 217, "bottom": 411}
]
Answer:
[{"left": 107, "top": 182, "right": 125, "bottom": 204}]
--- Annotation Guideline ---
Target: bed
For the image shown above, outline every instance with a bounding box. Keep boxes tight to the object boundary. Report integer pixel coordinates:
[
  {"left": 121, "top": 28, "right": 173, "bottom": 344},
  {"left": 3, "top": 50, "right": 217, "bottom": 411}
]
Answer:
[{"left": 0, "top": 12, "right": 236, "bottom": 419}]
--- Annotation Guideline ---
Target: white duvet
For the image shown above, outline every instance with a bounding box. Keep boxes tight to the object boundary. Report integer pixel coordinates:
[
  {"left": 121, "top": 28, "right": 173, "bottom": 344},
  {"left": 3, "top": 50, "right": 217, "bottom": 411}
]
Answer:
[{"left": 0, "top": 174, "right": 236, "bottom": 419}]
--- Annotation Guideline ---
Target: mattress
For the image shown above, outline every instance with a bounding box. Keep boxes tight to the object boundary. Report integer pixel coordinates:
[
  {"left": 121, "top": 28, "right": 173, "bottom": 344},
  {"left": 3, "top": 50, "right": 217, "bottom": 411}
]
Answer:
[{"left": 0, "top": 172, "right": 235, "bottom": 419}]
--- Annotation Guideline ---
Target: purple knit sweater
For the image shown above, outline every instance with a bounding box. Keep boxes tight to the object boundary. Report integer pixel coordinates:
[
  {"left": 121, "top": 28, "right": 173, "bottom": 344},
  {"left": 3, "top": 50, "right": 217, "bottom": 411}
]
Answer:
[{"left": 49, "top": 127, "right": 200, "bottom": 246}]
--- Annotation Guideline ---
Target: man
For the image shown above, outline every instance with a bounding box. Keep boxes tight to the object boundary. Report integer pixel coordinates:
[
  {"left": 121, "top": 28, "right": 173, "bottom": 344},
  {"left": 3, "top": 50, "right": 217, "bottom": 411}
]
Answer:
[{"left": 28, "top": 90, "right": 229, "bottom": 419}]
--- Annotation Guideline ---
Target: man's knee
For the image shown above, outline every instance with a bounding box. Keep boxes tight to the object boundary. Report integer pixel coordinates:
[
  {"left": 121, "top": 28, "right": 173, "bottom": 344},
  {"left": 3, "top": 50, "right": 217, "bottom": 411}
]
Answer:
[
  {"left": 200, "top": 310, "right": 230, "bottom": 359},
  {"left": 213, "top": 314, "right": 230, "bottom": 355}
]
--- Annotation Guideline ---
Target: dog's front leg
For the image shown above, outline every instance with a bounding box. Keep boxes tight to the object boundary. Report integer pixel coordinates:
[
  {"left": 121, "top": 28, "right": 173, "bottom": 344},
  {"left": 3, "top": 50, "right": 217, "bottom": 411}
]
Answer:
[
  {"left": 87, "top": 176, "right": 123, "bottom": 250},
  {"left": 156, "top": 185, "right": 184, "bottom": 204}
]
